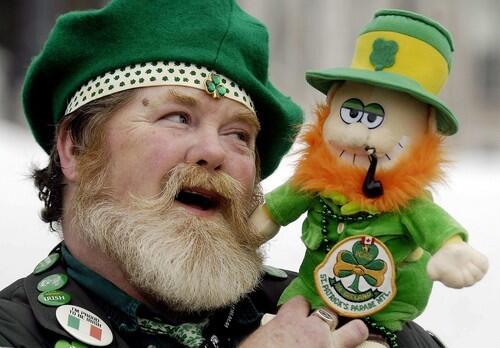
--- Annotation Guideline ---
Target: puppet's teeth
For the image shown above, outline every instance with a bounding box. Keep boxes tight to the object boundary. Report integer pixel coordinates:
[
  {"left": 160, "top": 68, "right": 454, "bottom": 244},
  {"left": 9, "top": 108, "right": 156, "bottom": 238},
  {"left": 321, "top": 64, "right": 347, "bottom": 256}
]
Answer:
[
  {"left": 387, "top": 136, "right": 409, "bottom": 160},
  {"left": 379, "top": 136, "right": 409, "bottom": 168}
]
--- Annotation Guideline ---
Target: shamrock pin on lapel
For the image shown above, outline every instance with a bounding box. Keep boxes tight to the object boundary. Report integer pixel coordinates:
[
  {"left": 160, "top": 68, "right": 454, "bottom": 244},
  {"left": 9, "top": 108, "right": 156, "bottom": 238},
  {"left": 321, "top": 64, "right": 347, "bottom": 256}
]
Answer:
[
  {"left": 205, "top": 72, "right": 227, "bottom": 98},
  {"left": 369, "top": 38, "right": 399, "bottom": 71}
]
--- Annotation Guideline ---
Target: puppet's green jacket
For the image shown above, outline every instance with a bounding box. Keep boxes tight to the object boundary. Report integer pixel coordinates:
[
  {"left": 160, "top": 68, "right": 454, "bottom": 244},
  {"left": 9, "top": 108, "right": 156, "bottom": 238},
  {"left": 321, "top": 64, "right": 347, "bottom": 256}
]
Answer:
[{"left": 265, "top": 181, "right": 467, "bottom": 331}]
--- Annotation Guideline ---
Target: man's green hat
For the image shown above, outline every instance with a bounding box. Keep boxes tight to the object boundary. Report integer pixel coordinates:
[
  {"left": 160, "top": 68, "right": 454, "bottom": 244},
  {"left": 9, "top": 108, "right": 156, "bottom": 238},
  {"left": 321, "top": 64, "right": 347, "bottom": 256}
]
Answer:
[
  {"left": 306, "top": 9, "right": 458, "bottom": 135},
  {"left": 22, "top": 0, "right": 303, "bottom": 179}
]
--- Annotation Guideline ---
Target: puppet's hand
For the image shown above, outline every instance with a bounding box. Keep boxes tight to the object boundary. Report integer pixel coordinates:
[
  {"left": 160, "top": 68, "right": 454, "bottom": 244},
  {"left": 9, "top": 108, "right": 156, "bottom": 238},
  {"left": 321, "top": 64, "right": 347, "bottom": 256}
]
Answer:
[
  {"left": 250, "top": 204, "right": 281, "bottom": 242},
  {"left": 427, "top": 239, "right": 488, "bottom": 288}
]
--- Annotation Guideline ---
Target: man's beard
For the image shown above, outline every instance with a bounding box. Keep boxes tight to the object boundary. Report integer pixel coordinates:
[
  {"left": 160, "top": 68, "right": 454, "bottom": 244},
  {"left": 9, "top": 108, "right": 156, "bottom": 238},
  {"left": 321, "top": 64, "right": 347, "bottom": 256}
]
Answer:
[{"left": 72, "top": 162, "right": 265, "bottom": 313}]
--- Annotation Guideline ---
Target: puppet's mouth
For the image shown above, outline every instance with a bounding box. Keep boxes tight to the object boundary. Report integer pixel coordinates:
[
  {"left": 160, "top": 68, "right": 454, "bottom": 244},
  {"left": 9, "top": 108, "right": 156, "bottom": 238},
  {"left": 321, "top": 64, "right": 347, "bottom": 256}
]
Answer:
[
  {"left": 331, "top": 136, "right": 409, "bottom": 169},
  {"left": 175, "top": 188, "right": 223, "bottom": 213}
]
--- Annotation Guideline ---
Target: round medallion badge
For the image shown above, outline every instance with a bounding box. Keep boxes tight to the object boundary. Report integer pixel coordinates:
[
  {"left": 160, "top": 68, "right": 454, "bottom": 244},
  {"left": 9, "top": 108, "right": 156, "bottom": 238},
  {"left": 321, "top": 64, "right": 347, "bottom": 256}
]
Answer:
[
  {"left": 38, "top": 290, "right": 71, "bottom": 307},
  {"left": 37, "top": 273, "right": 68, "bottom": 292},
  {"left": 56, "top": 305, "right": 113, "bottom": 346},
  {"left": 314, "top": 235, "right": 396, "bottom": 317},
  {"left": 34, "top": 253, "right": 60, "bottom": 274}
]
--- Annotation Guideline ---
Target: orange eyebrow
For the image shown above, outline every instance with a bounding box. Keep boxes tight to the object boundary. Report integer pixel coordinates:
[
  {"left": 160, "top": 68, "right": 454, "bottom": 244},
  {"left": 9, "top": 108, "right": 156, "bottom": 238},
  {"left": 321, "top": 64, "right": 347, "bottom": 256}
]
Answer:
[
  {"left": 233, "top": 111, "right": 261, "bottom": 132},
  {"left": 162, "top": 90, "right": 198, "bottom": 107},
  {"left": 159, "top": 89, "right": 259, "bottom": 131}
]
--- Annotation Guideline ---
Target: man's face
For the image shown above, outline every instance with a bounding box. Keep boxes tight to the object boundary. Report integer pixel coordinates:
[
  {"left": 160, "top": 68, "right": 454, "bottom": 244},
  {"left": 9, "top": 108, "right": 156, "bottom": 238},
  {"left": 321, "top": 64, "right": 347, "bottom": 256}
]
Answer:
[
  {"left": 71, "top": 85, "right": 265, "bottom": 312},
  {"left": 104, "top": 85, "right": 259, "bottom": 209}
]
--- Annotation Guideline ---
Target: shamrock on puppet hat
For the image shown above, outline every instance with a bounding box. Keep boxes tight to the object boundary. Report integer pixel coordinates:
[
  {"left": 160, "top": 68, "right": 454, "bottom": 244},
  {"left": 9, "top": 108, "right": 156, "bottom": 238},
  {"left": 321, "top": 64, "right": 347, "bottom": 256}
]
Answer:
[{"left": 306, "top": 9, "right": 459, "bottom": 136}]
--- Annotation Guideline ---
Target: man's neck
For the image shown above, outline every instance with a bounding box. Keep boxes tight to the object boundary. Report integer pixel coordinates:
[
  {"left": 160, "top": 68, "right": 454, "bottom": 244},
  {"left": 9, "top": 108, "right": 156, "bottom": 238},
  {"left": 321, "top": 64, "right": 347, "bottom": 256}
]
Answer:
[{"left": 62, "top": 217, "right": 150, "bottom": 305}]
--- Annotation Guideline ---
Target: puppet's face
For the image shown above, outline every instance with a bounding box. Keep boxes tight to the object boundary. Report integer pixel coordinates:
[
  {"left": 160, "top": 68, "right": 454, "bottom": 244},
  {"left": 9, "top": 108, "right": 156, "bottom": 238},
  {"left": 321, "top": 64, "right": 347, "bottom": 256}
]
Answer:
[{"left": 323, "top": 81, "right": 429, "bottom": 170}]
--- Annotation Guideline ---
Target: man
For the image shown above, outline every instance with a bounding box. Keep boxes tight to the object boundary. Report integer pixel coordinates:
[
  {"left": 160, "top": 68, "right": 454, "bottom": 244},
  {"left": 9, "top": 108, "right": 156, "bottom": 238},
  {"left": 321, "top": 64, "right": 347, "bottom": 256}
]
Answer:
[{"left": 0, "top": 1, "right": 443, "bottom": 347}]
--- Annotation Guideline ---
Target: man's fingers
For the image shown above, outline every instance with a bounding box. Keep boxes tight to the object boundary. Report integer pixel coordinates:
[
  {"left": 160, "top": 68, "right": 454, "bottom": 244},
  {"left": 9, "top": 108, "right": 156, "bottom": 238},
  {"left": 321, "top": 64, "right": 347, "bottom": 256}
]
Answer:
[
  {"left": 276, "top": 296, "right": 310, "bottom": 319},
  {"left": 330, "top": 319, "right": 369, "bottom": 348}
]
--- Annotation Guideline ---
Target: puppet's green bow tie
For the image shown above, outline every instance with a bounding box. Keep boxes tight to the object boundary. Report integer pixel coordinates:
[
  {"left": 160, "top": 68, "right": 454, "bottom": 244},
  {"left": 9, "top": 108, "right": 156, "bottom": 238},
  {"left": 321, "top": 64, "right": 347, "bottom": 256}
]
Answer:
[{"left": 138, "top": 317, "right": 208, "bottom": 348}]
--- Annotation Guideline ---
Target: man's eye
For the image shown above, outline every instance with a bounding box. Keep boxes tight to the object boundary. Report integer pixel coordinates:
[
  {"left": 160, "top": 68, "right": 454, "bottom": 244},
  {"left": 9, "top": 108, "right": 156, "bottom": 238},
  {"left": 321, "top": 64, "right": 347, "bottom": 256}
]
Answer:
[
  {"left": 161, "top": 113, "right": 189, "bottom": 124},
  {"left": 224, "top": 130, "right": 251, "bottom": 145},
  {"left": 232, "top": 132, "right": 250, "bottom": 143}
]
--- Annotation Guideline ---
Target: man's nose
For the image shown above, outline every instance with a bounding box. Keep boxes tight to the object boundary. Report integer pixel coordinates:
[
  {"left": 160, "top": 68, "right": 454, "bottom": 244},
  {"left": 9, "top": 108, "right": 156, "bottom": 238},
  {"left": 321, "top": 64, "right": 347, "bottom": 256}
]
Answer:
[{"left": 185, "top": 132, "right": 226, "bottom": 171}]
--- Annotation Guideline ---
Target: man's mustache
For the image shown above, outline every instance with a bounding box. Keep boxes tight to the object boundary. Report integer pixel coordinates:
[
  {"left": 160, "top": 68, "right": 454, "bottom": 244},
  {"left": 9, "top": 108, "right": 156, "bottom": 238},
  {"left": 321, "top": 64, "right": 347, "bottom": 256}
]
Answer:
[
  {"left": 160, "top": 164, "right": 245, "bottom": 201},
  {"left": 126, "top": 163, "right": 249, "bottom": 221}
]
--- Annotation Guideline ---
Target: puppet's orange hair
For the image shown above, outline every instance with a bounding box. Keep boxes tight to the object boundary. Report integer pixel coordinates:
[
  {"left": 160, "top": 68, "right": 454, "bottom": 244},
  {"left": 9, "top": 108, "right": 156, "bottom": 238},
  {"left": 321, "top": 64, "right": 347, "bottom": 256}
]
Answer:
[{"left": 291, "top": 103, "right": 447, "bottom": 212}]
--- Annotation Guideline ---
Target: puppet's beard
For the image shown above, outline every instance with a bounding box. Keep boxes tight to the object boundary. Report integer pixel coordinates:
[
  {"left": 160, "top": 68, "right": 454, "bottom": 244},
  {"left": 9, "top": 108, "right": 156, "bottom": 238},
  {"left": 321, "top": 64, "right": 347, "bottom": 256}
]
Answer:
[
  {"left": 292, "top": 103, "right": 446, "bottom": 212},
  {"left": 72, "top": 164, "right": 264, "bottom": 312}
]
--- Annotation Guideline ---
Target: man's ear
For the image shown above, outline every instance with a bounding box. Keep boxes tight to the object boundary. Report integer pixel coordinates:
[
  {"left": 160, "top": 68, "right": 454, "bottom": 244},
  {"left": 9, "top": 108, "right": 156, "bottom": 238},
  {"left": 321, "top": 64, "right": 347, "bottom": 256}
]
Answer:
[
  {"left": 56, "top": 124, "right": 78, "bottom": 182},
  {"left": 427, "top": 107, "right": 439, "bottom": 134}
]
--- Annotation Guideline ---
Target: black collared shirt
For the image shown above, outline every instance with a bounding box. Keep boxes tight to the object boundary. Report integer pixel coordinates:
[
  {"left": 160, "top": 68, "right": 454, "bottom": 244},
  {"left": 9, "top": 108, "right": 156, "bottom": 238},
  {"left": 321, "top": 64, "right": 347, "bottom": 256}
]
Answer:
[{"left": 0, "top": 243, "right": 293, "bottom": 348}]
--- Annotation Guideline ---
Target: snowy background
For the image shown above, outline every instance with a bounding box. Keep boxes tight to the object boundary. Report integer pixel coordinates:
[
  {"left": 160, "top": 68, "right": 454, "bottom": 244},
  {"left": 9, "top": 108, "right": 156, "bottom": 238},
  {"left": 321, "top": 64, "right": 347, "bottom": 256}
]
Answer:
[{"left": 1, "top": 119, "right": 498, "bottom": 347}]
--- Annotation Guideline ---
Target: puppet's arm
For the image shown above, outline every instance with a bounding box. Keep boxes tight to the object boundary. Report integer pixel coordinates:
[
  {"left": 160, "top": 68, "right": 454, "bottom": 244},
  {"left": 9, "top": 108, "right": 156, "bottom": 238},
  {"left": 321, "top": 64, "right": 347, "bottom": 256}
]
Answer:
[
  {"left": 250, "top": 181, "right": 315, "bottom": 242},
  {"left": 427, "top": 235, "right": 489, "bottom": 288},
  {"left": 403, "top": 196, "right": 489, "bottom": 288}
]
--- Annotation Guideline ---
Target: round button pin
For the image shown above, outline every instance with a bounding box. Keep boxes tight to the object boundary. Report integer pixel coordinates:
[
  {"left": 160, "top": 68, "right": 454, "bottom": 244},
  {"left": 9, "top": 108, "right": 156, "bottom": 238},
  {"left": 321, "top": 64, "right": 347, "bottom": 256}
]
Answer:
[
  {"left": 38, "top": 290, "right": 71, "bottom": 307},
  {"left": 34, "top": 253, "right": 60, "bottom": 274},
  {"left": 54, "top": 339, "right": 88, "bottom": 348},
  {"left": 262, "top": 265, "right": 288, "bottom": 279},
  {"left": 56, "top": 305, "right": 113, "bottom": 346},
  {"left": 37, "top": 273, "right": 68, "bottom": 292}
]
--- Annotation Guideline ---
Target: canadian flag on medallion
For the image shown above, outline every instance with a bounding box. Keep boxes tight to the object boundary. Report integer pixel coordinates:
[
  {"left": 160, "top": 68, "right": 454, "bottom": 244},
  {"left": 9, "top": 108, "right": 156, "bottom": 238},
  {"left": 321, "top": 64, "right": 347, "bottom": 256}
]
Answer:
[{"left": 361, "top": 236, "right": 374, "bottom": 245}]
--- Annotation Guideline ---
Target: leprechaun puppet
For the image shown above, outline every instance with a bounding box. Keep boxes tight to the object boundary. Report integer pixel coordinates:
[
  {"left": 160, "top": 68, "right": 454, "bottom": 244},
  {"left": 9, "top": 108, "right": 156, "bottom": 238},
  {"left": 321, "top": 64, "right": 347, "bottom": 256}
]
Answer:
[{"left": 252, "top": 9, "right": 489, "bottom": 345}]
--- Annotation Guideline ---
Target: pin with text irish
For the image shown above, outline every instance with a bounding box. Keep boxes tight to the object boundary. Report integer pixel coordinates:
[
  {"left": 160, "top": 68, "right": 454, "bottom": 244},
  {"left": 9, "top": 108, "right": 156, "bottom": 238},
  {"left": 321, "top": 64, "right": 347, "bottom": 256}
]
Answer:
[
  {"left": 314, "top": 235, "right": 396, "bottom": 317},
  {"left": 56, "top": 305, "right": 113, "bottom": 346}
]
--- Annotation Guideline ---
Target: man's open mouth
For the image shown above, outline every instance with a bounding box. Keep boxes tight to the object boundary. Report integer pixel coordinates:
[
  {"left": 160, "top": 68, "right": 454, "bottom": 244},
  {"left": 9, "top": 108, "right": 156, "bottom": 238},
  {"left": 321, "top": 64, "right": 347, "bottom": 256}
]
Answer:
[{"left": 175, "top": 188, "right": 222, "bottom": 211}]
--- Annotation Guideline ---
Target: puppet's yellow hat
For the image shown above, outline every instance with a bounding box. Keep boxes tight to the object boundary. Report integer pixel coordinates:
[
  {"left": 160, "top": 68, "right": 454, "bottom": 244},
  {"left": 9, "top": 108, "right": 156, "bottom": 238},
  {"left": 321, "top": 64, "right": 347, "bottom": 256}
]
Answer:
[{"left": 306, "top": 9, "right": 459, "bottom": 135}]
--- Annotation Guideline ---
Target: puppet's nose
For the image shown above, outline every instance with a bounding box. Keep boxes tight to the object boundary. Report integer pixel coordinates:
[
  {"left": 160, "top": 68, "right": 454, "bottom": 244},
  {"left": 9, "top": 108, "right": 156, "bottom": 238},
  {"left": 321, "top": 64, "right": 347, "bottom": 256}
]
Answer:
[{"left": 343, "top": 123, "right": 370, "bottom": 148}]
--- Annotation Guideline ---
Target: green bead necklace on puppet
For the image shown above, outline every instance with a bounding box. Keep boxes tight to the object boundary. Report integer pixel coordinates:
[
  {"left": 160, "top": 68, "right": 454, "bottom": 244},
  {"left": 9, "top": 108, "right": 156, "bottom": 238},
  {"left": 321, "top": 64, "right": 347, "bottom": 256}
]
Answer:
[{"left": 252, "top": 9, "right": 488, "bottom": 339}]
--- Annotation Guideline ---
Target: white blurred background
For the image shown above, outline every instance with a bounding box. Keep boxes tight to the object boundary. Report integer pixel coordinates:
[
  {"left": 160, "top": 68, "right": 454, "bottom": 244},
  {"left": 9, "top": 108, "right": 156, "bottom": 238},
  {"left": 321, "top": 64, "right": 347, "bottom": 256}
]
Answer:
[{"left": 1, "top": 1, "right": 499, "bottom": 346}]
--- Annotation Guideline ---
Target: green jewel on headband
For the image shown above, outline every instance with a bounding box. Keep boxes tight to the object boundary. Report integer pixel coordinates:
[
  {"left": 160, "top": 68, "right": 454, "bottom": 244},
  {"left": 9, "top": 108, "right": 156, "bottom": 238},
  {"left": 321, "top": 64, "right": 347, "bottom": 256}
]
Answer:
[{"left": 205, "top": 72, "right": 228, "bottom": 99}]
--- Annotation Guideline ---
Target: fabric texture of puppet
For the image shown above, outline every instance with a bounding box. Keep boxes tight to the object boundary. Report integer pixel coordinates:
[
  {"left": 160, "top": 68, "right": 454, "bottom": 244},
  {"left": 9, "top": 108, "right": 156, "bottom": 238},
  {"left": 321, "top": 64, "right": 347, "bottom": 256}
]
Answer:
[{"left": 252, "top": 9, "right": 488, "bottom": 347}]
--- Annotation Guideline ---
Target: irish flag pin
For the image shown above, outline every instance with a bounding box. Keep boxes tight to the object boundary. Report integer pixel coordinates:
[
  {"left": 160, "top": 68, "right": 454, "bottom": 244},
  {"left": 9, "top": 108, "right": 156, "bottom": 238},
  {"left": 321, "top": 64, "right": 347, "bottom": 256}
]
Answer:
[{"left": 56, "top": 305, "right": 113, "bottom": 346}]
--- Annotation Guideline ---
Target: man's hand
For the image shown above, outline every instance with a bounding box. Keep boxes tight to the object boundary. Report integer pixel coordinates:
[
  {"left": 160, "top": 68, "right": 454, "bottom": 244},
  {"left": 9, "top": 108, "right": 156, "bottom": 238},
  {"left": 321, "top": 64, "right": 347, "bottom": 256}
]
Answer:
[
  {"left": 239, "top": 296, "right": 368, "bottom": 348},
  {"left": 427, "top": 239, "right": 489, "bottom": 288},
  {"left": 249, "top": 204, "right": 281, "bottom": 242}
]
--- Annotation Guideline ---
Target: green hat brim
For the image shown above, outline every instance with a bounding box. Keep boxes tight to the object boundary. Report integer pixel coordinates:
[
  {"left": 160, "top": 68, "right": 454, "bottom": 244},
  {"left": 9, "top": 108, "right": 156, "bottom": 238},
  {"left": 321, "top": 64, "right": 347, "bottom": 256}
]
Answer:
[{"left": 306, "top": 68, "right": 458, "bottom": 135}]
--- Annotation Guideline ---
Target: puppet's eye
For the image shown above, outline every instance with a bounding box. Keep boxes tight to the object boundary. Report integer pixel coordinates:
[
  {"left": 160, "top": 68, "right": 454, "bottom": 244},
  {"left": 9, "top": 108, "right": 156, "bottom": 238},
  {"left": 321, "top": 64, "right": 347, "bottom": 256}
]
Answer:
[
  {"left": 340, "top": 98, "right": 364, "bottom": 124},
  {"left": 361, "top": 103, "right": 385, "bottom": 129}
]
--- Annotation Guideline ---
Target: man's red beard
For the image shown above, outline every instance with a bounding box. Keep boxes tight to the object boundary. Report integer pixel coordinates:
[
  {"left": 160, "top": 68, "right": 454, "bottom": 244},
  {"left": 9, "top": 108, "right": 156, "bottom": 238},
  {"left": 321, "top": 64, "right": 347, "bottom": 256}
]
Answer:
[{"left": 291, "top": 103, "right": 447, "bottom": 212}]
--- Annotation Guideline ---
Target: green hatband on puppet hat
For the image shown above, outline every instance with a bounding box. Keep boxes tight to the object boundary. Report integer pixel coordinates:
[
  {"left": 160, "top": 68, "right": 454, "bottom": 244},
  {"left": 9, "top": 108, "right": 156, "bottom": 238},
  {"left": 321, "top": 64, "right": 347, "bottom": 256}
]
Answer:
[
  {"left": 306, "top": 9, "right": 459, "bottom": 135},
  {"left": 22, "top": 0, "right": 303, "bottom": 179}
]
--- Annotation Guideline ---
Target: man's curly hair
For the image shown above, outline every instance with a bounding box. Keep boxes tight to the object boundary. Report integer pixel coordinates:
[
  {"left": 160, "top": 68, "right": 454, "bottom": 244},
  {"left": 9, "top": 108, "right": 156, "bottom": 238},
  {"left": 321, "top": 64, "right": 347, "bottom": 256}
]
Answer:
[{"left": 32, "top": 90, "right": 135, "bottom": 230}]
